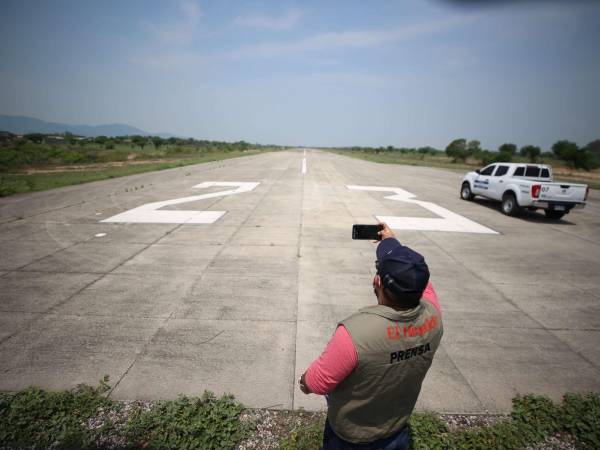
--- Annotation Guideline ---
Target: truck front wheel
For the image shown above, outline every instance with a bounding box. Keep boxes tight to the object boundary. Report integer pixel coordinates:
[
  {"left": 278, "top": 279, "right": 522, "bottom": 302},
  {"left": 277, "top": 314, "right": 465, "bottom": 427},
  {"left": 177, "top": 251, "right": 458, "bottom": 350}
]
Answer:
[
  {"left": 545, "top": 209, "right": 565, "bottom": 220},
  {"left": 460, "top": 182, "right": 474, "bottom": 201},
  {"left": 502, "top": 193, "right": 521, "bottom": 216}
]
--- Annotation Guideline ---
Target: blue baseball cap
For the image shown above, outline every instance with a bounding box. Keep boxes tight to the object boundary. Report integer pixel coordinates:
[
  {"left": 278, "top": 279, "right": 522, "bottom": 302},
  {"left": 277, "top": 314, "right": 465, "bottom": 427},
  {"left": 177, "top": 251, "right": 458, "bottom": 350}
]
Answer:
[{"left": 376, "top": 238, "right": 430, "bottom": 296}]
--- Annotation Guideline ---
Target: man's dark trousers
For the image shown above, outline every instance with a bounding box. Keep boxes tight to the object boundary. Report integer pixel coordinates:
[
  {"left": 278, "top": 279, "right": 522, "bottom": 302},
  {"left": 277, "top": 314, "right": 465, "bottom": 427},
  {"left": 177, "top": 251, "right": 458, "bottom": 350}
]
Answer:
[{"left": 322, "top": 419, "right": 410, "bottom": 450}]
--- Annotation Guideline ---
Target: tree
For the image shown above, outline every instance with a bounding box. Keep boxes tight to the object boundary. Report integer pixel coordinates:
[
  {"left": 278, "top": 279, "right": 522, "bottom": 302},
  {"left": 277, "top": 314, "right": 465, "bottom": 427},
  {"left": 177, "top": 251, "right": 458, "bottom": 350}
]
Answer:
[
  {"left": 24, "top": 133, "right": 44, "bottom": 144},
  {"left": 552, "top": 140, "right": 594, "bottom": 170},
  {"left": 94, "top": 135, "right": 108, "bottom": 145},
  {"left": 552, "top": 140, "right": 578, "bottom": 160},
  {"left": 64, "top": 132, "right": 76, "bottom": 144},
  {"left": 445, "top": 138, "right": 468, "bottom": 163},
  {"left": 467, "top": 140, "right": 481, "bottom": 156},
  {"left": 583, "top": 139, "right": 600, "bottom": 168},
  {"left": 132, "top": 135, "right": 147, "bottom": 151},
  {"left": 418, "top": 146, "right": 438, "bottom": 155},
  {"left": 496, "top": 143, "right": 517, "bottom": 162},
  {"left": 475, "top": 149, "right": 494, "bottom": 165},
  {"left": 152, "top": 137, "right": 163, "bottom": 149},
  {"left": 519, "top": 145, "right": 541, "bottom": 162}
]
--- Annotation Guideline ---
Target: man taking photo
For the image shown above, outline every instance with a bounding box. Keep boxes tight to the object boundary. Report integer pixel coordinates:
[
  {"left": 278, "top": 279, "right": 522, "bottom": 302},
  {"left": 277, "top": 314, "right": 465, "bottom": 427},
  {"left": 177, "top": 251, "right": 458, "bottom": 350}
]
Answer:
[{"left": 299, "top": 223, "right": 443, "bottom": 449}]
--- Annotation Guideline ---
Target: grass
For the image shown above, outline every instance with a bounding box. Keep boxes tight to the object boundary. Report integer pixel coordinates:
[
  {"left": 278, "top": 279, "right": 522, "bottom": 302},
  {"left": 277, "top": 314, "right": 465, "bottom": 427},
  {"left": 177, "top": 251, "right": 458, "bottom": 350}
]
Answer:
[
  {"left": 0, "top": 149, "right": 274, "bottom": 197},
  {"left": 327, "top": 149, "right": 600, "bottom": 190},
  {"left": 326, "top": 149, "right": 473, "bottom": 172},
  {"left": 1, "top": 378, "right": 598, "bottom": 449}
]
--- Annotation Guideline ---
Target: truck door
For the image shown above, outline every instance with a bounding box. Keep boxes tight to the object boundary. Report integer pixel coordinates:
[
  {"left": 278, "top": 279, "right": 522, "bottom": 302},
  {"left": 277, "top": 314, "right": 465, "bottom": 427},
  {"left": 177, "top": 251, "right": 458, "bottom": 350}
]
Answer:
[
  {"left": 488, "top": 164, "right": 510, "bottom": 200},
  {"left": 472, "top": 164, "right": 496, "bottom": 196}
]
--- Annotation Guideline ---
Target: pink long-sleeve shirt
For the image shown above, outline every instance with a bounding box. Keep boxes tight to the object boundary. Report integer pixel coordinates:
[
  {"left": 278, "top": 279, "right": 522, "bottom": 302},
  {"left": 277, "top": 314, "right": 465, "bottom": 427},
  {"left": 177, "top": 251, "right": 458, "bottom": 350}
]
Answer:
[{"left": 304, "top": 282, "right": 441, "bottom": 395}]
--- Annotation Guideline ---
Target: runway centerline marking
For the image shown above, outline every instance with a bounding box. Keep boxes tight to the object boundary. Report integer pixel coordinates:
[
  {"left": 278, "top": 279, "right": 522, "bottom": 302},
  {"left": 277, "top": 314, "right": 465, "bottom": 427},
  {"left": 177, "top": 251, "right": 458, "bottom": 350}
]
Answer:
[
  {"left": 302, "top": 158, "right": 307, "bottom": 175},
  {"left": 101, "top": 181, "right": 259, "bottom": 224},
  {"left": 347, "top": 185, "right": 498, "bottom": 234}
]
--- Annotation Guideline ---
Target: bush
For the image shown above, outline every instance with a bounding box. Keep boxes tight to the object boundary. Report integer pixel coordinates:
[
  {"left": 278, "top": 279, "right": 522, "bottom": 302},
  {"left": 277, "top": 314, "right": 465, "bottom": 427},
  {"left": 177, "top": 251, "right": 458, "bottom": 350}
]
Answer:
[
  {"left": 0, "top": 381, "right": 250, "bottom": 450},
  {"left": 408, "top": 411, "right": 448, "bottom": 449},
  {"left": 560, "top": 392, "right": 600, "bottom": 449},
  {"left": 0, "top": 376, "right": 112, "bottom": 449},
  {"left": 280, "top": 417, "right": 325, "bottom": 450},
  {"left": 124, "top": 391, "right": 249, "bottom": 450}
]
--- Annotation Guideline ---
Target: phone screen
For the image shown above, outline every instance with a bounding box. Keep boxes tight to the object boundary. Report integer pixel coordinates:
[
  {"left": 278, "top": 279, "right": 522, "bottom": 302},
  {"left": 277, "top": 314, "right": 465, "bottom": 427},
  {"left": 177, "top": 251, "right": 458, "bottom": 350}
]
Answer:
[{"left": 352, "top": 224, "right": 383, "bottom": 240}]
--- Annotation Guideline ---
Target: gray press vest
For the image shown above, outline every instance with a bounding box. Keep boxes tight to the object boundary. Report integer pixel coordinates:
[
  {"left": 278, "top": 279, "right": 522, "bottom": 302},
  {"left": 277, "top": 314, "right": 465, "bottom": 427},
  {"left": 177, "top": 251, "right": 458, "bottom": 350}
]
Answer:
[{"left": 328, "top": 301, "right": 443, "bottom": 443}]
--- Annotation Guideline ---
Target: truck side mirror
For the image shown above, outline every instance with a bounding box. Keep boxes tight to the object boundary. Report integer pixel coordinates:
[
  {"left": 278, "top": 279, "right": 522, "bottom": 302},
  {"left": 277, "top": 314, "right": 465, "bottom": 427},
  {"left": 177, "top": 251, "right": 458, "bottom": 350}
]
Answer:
[{"left": 475, "top": 169, "right": 481, "bottom": 174}]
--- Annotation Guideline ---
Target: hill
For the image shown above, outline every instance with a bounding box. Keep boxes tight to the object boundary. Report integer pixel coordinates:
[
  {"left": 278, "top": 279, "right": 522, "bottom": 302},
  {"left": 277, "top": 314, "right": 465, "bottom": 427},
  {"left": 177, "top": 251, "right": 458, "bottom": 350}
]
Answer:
[{"left": 0, "top": 114, "right": 176, "bottom": 138}]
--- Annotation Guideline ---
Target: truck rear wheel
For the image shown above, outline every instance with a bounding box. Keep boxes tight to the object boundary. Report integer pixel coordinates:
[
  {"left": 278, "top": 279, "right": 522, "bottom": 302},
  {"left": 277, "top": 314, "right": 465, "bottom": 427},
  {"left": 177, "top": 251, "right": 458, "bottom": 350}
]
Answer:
[
  {"left": 502, "top": 193, "right": 521, "bottom": 216},
  {"left": 545, "top": 209, "right": 565, "bottom": 220},
  {"left": 460, "top": 182, "right": 474, "bottom": 201}
]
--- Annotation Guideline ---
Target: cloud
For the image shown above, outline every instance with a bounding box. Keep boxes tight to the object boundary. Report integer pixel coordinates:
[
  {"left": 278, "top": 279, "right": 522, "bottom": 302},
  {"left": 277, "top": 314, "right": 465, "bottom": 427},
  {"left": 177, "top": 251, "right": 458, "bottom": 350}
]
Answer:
[
  {"left": 232, "top": 8, "right": 304, "bottom": 30},
  {"left": 143, "top": 0, "right": 202, "bottom": 45},
  {"left": 227, "top": 15, "right": 476, "bottom": 59}
]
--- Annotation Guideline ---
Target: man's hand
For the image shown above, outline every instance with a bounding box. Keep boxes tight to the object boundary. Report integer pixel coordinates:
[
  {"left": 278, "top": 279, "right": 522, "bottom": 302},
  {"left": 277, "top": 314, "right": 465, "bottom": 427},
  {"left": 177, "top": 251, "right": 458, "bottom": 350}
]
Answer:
[
  {"left": 378, "top": 222, "right": 395, "bottom": 241},
  {"left": 299, "top": 373, "right": 310, "bottom": 394}
]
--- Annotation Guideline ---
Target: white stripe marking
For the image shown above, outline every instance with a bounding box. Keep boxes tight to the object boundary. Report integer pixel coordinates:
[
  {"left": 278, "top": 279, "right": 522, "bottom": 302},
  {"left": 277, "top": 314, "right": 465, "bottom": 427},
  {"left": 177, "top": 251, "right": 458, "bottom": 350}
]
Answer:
[
  {"left": 302, "top": 158, "right": 307, "bottom": 175},
  {"left": 347, "top": 185, "right": 497, "bottom": 234}
]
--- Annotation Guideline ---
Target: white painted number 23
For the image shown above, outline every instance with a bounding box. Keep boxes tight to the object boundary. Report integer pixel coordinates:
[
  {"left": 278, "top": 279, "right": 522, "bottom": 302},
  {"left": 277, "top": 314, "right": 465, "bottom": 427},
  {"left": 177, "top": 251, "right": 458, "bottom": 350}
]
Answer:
[
  {"left": 101, "top": 182, "right": 259, "bottom": 224},
  {"left": 101, "top": 181, "right": 496, "bottom": 234}
]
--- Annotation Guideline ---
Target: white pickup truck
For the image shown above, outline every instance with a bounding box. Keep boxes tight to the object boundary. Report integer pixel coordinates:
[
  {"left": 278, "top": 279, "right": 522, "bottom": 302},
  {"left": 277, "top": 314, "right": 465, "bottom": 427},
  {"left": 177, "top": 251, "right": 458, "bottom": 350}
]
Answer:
[{"left": 460, "top": 163, "right": 588, "bottom": 219}]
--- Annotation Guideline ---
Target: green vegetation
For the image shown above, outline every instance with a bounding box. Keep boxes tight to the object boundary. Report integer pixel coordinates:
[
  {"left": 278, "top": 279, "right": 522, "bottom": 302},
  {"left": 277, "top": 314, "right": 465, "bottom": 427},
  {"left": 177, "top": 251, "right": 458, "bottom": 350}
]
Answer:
[
  {"left": 0, "top": 151, "right": 268, "bottom": 197},
  {"left": 280, "top": 417, "right": 325, "bottom": 450},
  {"left": 281, "top": 393, "right": 600, "bottom": 450},
  {"left": 0, "top": 134, "right": 282, "bottom": 196},
  {"left": 0, "top": 377, "right": 114, "bottom": 449},
  {"left": 329, "top": 136, "right": 600, "bottom": 170},
  {"left": 1, "top": 378, "right": 598, "bottom": 449},
  {"left": 0, "top": 378, "right": 250, "bottom": 449},
  {"left": 327, "top": 140, "right": 600, "bottom": 190},
  {"left": 123, "top": 392, "right": 250, "bottom": 450}
]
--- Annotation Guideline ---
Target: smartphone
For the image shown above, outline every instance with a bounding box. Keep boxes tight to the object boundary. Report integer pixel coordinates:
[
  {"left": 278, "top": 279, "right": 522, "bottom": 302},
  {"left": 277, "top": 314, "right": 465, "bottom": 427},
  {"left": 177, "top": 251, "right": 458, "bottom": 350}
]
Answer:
[{"left": 352, "top": 224, "right": 383, "bottom": 240}]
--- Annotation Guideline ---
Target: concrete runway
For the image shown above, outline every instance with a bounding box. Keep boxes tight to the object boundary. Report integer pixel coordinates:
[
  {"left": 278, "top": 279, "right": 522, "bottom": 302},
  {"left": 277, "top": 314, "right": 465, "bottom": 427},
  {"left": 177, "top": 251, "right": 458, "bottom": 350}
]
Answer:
[{"left": 1, "top": 149, "right": 599, "bottom": 413}]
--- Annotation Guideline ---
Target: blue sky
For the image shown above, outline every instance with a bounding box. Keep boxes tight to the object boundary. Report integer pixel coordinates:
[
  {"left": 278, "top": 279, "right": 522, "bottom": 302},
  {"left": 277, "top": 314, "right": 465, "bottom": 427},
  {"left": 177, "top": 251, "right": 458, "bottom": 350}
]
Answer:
[{"left": 1, "top": 0, "right": 599, "bottom": 150}]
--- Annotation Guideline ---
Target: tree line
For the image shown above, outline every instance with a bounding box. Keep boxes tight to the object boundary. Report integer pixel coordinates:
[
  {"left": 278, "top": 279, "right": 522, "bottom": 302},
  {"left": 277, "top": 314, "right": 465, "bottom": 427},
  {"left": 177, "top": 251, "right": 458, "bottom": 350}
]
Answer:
[
  {"left": 13, "top": 133, "right": 257, "bottom": 151},
  {"left": 0, "top": 133, "right": 274, "bottom": 171},
  {"left": 445, "top": 138, "right": 600, "bottom": 170}
]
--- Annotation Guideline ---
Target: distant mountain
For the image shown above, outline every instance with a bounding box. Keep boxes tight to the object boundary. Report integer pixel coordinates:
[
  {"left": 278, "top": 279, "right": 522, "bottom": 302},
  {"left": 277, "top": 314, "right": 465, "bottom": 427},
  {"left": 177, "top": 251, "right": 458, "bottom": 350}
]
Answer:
[{"left": 0, "top": 114, "right": 178, "bottom": 138}]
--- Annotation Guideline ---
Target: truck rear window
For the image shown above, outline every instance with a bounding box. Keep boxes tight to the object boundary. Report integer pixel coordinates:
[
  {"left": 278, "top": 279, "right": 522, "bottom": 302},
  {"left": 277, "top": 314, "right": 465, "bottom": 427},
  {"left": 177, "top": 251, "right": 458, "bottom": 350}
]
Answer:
[
  {"left": 525, "top": 166, "right": 540, "bottom": 177},
  {"left": 541, "top": 168, "right": 550, "bottom": 178}
]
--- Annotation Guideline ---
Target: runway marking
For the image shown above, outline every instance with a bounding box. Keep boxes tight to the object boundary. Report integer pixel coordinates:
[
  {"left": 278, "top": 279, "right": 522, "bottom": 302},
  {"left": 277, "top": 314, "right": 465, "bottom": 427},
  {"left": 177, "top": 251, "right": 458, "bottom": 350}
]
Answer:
[
  {"left": 101, "top": 182, "right": 259, "bottom": 224},
  {"left": 302, "top": 158, "right": 307, "bottom": 175},
  {"left": 347, "top": 185, "right": 498, "bottom": 234},
  {"left": 94, "top": 233, "right": 107, "bottom": 238}
]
